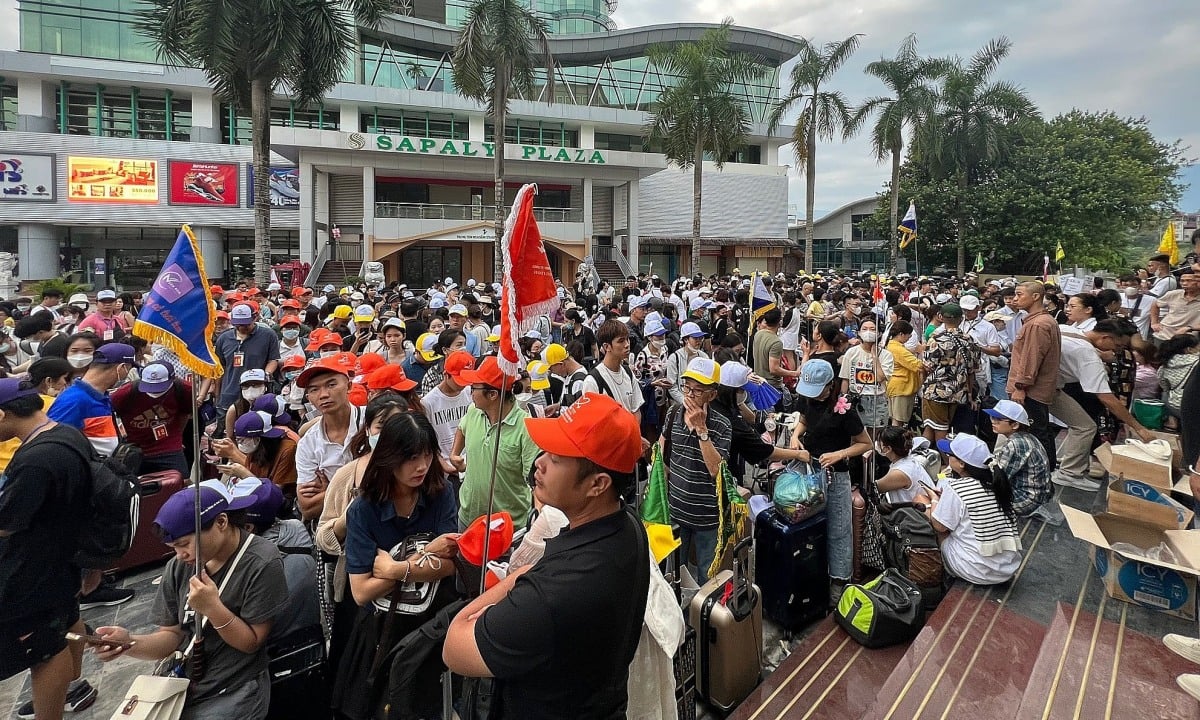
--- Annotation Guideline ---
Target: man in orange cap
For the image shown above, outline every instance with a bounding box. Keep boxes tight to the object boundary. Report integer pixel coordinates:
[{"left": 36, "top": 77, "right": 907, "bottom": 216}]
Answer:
[
  {"left": 293, "top": 353, "right": 363, "bottom": 520},
  {"left": 422, "top": 350, "right": 476, "bottom": 474},
  {"left": 444, "top": 393, "right": 650, "bottom": 719}
]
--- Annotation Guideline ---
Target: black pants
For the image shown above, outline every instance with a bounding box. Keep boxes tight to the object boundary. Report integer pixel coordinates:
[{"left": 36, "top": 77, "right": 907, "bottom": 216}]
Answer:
[{"left": 1021, "top": 396, "right": 1057, "bottom": 471}]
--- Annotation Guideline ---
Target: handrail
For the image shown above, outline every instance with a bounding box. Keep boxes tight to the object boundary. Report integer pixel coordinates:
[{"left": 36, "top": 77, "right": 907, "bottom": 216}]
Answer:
[
  {"left": 611, "top": 242, "right": 635, "bottom": 278},
  {"left": 309, "top": 240, "right": 331, "bottom": 287},
  {"left": 374, "top": 202, "right": 583, "bottom": 223}
]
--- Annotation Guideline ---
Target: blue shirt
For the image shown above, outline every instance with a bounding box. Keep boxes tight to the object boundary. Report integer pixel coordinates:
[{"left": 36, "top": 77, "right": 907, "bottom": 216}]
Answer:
[
  {"left": 344, "top": 488, "right": 459, "bottom": 575},
  {"left": 47, "top": 379, "right": 118, "bottom": 457},
  {"left": 214, "top": 326, "right": 281, "bottom": 408}
]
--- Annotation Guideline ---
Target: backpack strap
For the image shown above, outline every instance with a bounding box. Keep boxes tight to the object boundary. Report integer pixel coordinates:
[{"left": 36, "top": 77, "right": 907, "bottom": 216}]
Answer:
[{"left": 588, "top": 366, "right": 613, "bottom": 397}]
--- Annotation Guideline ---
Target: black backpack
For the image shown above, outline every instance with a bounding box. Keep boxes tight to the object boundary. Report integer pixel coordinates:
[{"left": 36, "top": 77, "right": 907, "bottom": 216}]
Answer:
[
  {"left": 880, "top": 504, "right": 944, "bottom": 610},
  {"left": 42, "top": 436, "right": 140, "bottom": 568}
]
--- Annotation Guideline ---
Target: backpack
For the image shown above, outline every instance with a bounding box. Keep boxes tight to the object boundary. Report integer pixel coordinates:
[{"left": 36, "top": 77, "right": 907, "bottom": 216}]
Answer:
[
  {"left": 561, "top": 368, "right": 588, "bottom": 407},
  {"left": 587, "top": 364, "right": 636, "bottom": 400},
  {"left": 41, "top": 436, "right": 140, "bottom": 568},
  {"left": 880, "top": 504, "right": 944, "bottom": 610}
]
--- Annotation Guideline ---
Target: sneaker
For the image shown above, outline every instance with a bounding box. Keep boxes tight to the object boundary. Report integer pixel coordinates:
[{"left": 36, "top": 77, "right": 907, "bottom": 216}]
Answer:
[
  {"left": 1178, "top": 674, "right": 1200, "bottom": 702},
  {"left": 79, "top": 584, "right": 135, "bottom": 610},
  {"left": 1087, "top": 458, "right": 1108, "bottom": 479},
  {"left": 1052, "top": 470, "right": 1102, "bottom": 491},
  {"left": 15, "top": 679, "right": 97, "bottom": 718},
  {"left": 1166, "top": 634, "right": 1200, "bottom": 664},
  {"left": 1029, "top": 502, "right": 1065, "bottom": 526}
]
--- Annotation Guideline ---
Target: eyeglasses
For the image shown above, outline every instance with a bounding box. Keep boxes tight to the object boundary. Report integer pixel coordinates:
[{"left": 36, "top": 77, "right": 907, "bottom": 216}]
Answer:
[{"left": 681, "top": 385, "right": 712, "bottom": 397}]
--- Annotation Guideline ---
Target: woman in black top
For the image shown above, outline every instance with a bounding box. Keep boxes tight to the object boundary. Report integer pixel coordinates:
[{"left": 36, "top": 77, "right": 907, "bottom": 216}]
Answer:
[{"left": 788, "top": 358, "right": 872, "bottom": 598}]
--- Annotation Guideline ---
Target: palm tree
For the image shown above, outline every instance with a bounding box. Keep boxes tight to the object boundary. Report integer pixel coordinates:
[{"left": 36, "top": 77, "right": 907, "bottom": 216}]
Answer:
[
  {"left": 645, "top": 21, "right": 765, "bottom": 277},
  {"left": 452, "top": 0, "right": 555, "bottom": 280},
  {"left": 849, "top": 35, "right": 948, "bottom": 271},
  {"left": 915, "top": 37, "right": 1038, "bottom": 275},
  {"left": 137, "top": 0, "right": 392, "bottom": 283},
  {"left": 768, "top": 34, "right": 862, "bottom": 274}
]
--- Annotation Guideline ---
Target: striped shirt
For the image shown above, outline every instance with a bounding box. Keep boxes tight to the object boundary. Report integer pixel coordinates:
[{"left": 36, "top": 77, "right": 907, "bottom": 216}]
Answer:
[{"left": 665, "top": 407, "right": 731, "bottom": 530}]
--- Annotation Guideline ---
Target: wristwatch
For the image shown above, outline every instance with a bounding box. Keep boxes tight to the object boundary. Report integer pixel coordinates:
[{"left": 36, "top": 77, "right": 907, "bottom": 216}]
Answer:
[{"left": 697, "top": 432, "right": 711, "bottom": 442}]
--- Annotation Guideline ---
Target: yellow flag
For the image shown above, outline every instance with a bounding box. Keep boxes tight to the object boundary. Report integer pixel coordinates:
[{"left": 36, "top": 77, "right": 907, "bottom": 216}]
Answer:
[
  {"left": 1159, "top": 222, "right": 1179, "bottom": 265},
  {"left": 1055, "top": 240, "right": 1066, "bottom": 264}
]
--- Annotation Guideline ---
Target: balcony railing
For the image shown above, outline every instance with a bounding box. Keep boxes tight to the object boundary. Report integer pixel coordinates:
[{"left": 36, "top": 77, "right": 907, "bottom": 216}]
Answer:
[{"left": 375, "top": 202, "right": 583, "bottom": 223}]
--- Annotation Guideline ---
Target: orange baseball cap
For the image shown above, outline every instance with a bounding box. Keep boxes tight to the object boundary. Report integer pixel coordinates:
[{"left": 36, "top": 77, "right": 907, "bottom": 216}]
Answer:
[
  {"left": 291, "top": 286, "right": 312, "bottom": 297},
  {"left": 305, "top": 327, "right": 341, "bottom": 351},
  {"left": 348, "top": 382, "right": 368, "bottom": 407},
  {"left": 357, "top": 353, "right": 386, "bottom": 376},
  {"left": 216, "top": 310, "right": 230, "bottom": 321},
  {"left": 524, "top": 392, "right": 642, "bottom": 473},
  {"left": 443, "top": 350, "right": 476, "bottom": 383},
  {"left": 296, "top": 352, "right": 356, "bottom": 387},
  {"left": 282, "top": 354, "right": 306, "bottom": 369},
  {"left": 224, "top": 291, "right": 244, "bottom": 303},
  {"left": 210, "top": 285, "right": 225, "bottom": 296},
  {"left": 365, "top": 364, "right": 417, "bottom": 392},
  {"left": 456, "top": 356, "right": 516, "bottom": 392},
  {"left": 458, "top": 512, "right": 514, "bottom": 566},
  {"left": 280, "top": 299, "right": 301, "bottom": 310}
]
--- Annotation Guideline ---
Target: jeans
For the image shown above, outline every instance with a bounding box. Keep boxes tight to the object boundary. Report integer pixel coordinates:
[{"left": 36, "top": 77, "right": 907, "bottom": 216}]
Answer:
[
  {"left": 826, "top": 470, "right": 853, "bottom": 581},
  {"left": 990, "top": 367, "right": 1009, "bottom": 400},
  {"left": 678, "top": 526, "right": 719, "bottom": 584}
]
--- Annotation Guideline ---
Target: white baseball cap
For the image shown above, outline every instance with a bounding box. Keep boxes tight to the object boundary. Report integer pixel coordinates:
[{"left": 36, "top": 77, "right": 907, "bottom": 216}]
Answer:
[
  {"left": 719, "top": 361, "right": 752, "bottom": 388},
  {"left": 680, "top": 322, "right": 707, "bottom": 339},
  {"left": 97, "top": 289, "right": 117, "bottom": 301},
  {"left": 645, "top": 318, "right": 667, "bottom": 336},
  {"left": 985, "top": 399, "right": 1030, "bottom": 426},
  {"left": 628, "top": 295, "right": 649, "bottom": 310},
  {"left": 958, "top": 295, "right": 981, "bottom": 310},
  {"left": 937, "top": 433, "right": 992, "bottom": 469},
  {"left": 239, "top": 369, "right": 268, "bottom": 384}
]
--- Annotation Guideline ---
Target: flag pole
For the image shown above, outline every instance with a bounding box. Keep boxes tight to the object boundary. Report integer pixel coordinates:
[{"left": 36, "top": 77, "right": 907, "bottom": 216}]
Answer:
[
  {"left": 478, "top": 378, "right": 508, "bottom": 596},
  {"left": 188, "top": 368, "right": 204, "bottom": 641}
]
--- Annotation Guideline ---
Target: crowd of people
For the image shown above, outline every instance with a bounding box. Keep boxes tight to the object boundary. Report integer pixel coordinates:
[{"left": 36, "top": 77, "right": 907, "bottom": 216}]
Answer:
[{"left": 7, "top": 242, "right": 1200, "bottom": 719}]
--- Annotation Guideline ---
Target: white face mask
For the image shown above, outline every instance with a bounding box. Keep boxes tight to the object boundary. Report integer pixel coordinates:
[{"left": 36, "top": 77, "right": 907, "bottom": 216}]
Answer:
[
  {"left": 1124, "top": 286, "right": 1139, "bottom": 297},
  {"left": 282, "top": 328, "right": 300, "bottom": 340},
  {"left": 146, "top": 390, "right": 169, "bottom": 399},
  {"left": 68, "top": 354, "right": 93, "bottom": 369},
  {"left": 859, "top": 330, "right": 878, "bottom": 344},
  {"left": 367, "top": 432, "right": 380, "bottom": 450},
  {"left": 242, "top": 386, "right": 265, "bottom": 402},
  {"left": 236, "top": 438, "right": 260, "bottom": 454},
  {"left": 320, "top": 350, "right": 338, "bottom": 359}
]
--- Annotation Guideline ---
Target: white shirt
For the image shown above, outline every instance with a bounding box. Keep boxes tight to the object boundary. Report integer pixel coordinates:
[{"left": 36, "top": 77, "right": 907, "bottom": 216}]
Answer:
[
  {"left": 278, "top": 339, "right": 305, "bottom": 363},
  {"left": 1068, "top": 318, "right": 1097, "bottom": 332},
  {"left": 1151, "top": 274, "right": 1177, "bottom": 298},
  {"left": 581, "top": 363, "right": 644, "bottom": 414},
  {"left": 962, "top": 315, "right": 1003, "bottom": 387},
  {"left": 999, "top": 307, "right": 1025, "bottom": 346},
  {"left": 1121, "top": 293, "right": 1153, "bottom": 339},
  {"left": 933, "top": 479, "right": 1022, "bottom": 585},
  {"left": 294, "top": 405, "right": 364, "bottom": 485},
  {"left": 838, "top": 344, "right": 894, "bottom": 396},
  {"left": 422, "top": 385, "right": 474, "bottom": 458},
  {"left": 882, "top": 455, "right": 934, "bottom": 505},
  {"left": 1056, "top": 333, "right": 1109, "bottom": 393}
]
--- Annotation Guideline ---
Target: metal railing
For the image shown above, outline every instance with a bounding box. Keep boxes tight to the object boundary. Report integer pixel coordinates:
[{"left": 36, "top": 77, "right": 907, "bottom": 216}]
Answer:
[
  {"left": 309, "top": 241, "right": 331, "bottom": 286},
  {"left": 374, "top": 202, "right": 583, "bottom": 223},
  {"left": 592, "top": 243, "right": 635, "bottom": 279}
]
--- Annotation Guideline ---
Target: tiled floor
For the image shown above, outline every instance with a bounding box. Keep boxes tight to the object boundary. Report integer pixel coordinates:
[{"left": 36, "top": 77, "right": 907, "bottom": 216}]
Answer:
[{"left": 1, "top": 567, "right": 165, "bottom": 720}]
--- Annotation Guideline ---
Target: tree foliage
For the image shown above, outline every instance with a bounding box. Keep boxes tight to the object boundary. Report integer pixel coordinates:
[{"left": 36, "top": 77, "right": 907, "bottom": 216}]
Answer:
[
  {"left": 645, "top": 20, "right": 766, "bottom": 276},
  {"left": 870, "top": 111, "right": 1188, "bottom": 274}
]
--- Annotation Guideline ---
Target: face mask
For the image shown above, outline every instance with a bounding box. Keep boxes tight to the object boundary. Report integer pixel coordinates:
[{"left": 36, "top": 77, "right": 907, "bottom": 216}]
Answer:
[
  {"left": 320, "top": 350, "right": 338, "bottom": 359},
  {"left": 282, "top": 329, "right": 300, "bottom": 340},
  {"left": 563, "top": 322, "right": 573, "bottom": 332},
  {"left": 242, "top": 386, "right": 265, "bottom": 402},
  {"left": 1124, "top": 286, "right": 1139, "bottom": 297},
  {"left": 860, "top": 330, "right": 878, "bottom": 344},
  {"left": 17, "top": 305, "right": 30, "bottom": 313},
  {"left": 127, "top": 367, "right": 140, "bottom": 384},
  {"left": 236, "top": 438, "right": 260, "bottom": 454},
  {"left": 0, "top": 343, "right": 11, "bottom": 355},
  {"left": 650, "top": 337, "right": 665, "bottom": 346},
  {"left": 368, "top": 432, "right": 380, "bottom": 450},
  {"left": 146, "top": 389, "right": 169, "bottom": 399},
  {"left": 68, "top": 354, "right": 93, "bottom": 368},
  {"left": 285, "top": 371, "right": 300, "bottom": 381}
]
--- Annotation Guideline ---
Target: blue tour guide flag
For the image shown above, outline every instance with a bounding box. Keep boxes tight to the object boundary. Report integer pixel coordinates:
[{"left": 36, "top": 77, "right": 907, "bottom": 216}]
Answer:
[
  {"left": 898, "top": 202, "right": 918, "bottom": 249},
  {"left": 133, "top": 225, "right": 224, "bottom": 378}
]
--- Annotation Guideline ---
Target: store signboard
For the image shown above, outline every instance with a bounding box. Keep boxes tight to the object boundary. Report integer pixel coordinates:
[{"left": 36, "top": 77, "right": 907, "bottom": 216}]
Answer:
[
  {"left": 0, "top": 153, "right": 56, "bottom": 201},
  {"left": 168, "top": 161, "right": 240, "bottom": 206},
  {"left": 246, "top": 166, "right": 300, "bottom": 208},
  {"left": 67, "top": 156, "right": 159, "bottom": 203}
]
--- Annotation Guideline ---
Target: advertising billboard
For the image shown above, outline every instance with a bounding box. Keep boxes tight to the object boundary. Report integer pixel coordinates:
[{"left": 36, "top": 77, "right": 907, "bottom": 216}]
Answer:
[
  {"left": 246, "top": 166, "right": 300, "bottom": 208},
  {"left": 67, "top": 156, "right": 158, "bottom": 203},
  {"left": 0, "top": 154, "right": 56, "bottom": 202},
  {"left": 168, "top": 161, "right": 240, "bottom": 206}
]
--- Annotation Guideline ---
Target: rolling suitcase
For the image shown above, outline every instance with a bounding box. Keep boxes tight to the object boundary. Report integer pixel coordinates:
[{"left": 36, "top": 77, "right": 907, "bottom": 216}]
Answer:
[
  {"left": 754, "top": 507, "right": 829, "bottom": 631},
  {"left": 852, "top": 487, "right": 867, "bottom": 582},
  {"left": 109, "top": 470, "right": 185, "bottom": 574},
  {"left": 688, "top": 538, "right": 762, "bottom": 714}
]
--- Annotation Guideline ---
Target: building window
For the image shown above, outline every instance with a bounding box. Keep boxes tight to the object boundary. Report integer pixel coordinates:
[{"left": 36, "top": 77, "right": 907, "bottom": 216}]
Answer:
[
  {"left": 20, "top": 0, "right": 158, "bottom": 63},
  {"left": 850, "top": 213, "right": 883, "bottom": 246},
  {"left": 221, "top": 102, "right": 339, "bottom": 145},
  {"left": 362, "top": 110, "right": 468, "bottom": 139},
  {"left": 401, "top": 246, "right": 461, "bottom": 289},
  {"left": 224, "top": 229, "right": 301, "bottom": 282},
  {"left": 0, "top": 84, "right": 16, "bottom": 131},
  {"left": 485, "top": 121, "right": 579, "bottom": 147},
  {"left": 723, "top": 145, "right": 762, "bottom": 165},
  {"left": 55, "top": 84, "right": 191, "bottom": 140}
]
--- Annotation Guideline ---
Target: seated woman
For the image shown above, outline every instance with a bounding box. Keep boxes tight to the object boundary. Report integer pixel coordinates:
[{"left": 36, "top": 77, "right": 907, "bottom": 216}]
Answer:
[
  {"left": 928, "top": 434, "right": 1022, "bottom": 585},
  {"left": 874, "top": 426, "right": 935, "bottom": 505},
  {"left": 94, "top": 485, "right": 289, "bottom": 719},
  {"left": 213, "top": 410, "right": 299, "bottom": 492},
  {"left": 333, "top": 411, "right": 461, "bottom": 720}
]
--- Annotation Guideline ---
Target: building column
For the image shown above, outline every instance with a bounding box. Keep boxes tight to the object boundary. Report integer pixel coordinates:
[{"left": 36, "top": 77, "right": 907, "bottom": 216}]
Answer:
[
  {"left": 582, "top": 178, "right": 593, "bottom": 251},
  {"left": 339, "top": 102, "right": 360, "bottom": 133},
  {"left": 362, "top": 166, "right": 376, "bottom": 261},
  {"left": 299, "top": 162, "right": 317, "bottom": 263},
  {"left": 468, "top": 115, "right": 486, "bottom": 143},
  {"left": 16, "top": 78, "right": 56, "bottom": 133},
  {"left": 16, "top": 223, "right": 58, "bottom": 281},
  {"left": 193, "top": 226, "right": 225, "bottom": 282},
  {"left": 627, "top": 179, "right": 639, "bottom": 272},
  {"left": 189, "top": 89, "right": 222, "bottom": 144},
  {"left": 579, "top": 124, "right": 595, "bottom": 149}
]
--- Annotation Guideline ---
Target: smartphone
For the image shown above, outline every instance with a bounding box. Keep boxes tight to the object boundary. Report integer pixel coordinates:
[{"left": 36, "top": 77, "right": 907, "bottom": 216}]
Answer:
[{"left": 66, "top": 632, "right": 135, "bottom": 650}]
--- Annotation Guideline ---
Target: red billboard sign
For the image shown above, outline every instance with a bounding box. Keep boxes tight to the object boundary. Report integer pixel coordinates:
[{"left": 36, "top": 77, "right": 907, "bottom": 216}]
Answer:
[{"left": 168, "top": 161, "right": 240, "bottom": 206}]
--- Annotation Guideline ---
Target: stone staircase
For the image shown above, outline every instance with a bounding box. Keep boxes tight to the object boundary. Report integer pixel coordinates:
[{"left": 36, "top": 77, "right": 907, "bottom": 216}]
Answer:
[
  {"left": 314, "top": 260, "right": 361, "bottom": 290},
  {"left": 728, "top": 484, "right": 1200, "bottom": 720}
]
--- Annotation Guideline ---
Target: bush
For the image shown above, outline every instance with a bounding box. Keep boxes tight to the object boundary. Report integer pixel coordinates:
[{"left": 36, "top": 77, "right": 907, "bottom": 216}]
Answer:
[
  {"left": 343, "top": 275, "right": 366, "bottom": 287},
  {"left": 31, "top": 277, "right": 86, "bottom": 301}
]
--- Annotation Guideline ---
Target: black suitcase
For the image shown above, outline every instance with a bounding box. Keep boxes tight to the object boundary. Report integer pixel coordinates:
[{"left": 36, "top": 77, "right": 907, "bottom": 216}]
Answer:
[{"left": 754, "top": 507, "right": 829, "bottom": 631}]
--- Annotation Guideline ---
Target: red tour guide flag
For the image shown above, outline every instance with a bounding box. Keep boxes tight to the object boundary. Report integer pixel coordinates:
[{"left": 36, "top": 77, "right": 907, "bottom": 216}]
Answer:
[{"left": 498, "top": 184, "right": 560, "bottom": 374}]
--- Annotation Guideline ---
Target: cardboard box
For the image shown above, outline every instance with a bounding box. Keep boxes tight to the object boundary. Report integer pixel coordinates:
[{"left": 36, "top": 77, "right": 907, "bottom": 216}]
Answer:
[
  {"left": 1096, "top": 442, "right": 1173, "bottom": 491},
  {"left": 1063, "top": 505, "right": 1200, "bottom": 620},
  {"left": 1107, "top": 477, "right": 1194, "bottom": 529}
]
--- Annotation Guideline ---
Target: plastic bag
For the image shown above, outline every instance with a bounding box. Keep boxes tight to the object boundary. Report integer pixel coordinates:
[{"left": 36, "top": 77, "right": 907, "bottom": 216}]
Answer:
[
  {"left": 1111, "top": 541, "right": 1177, "bottom": 564},
  {"left": 773, "top": 461, "right": 826, "bottom": 524}
]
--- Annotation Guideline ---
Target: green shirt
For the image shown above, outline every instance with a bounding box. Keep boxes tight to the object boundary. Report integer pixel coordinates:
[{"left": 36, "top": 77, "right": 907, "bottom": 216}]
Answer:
[{"left": 458, "top": 403, "right": 540, "bottom": 529}]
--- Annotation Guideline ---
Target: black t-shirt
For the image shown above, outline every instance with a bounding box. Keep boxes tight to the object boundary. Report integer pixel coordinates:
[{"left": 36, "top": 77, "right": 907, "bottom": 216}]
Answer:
[
  {"left": 475, "top": 507, "right": 650, "bottom": 720},
  {"left": 796, "top": 396, "right": 865, "bottom": 472},
  {"left": 0, "top": 424, "right": 92, "bottom": 622},
  {"left": 711, "top": 398, "right": 774, "bottom": 465},
  {"left": 403, "top": 317, "right": 429, "bottom": 341},
  {"left": 565, "top": 325, "right": 598, "bottom": 360}
]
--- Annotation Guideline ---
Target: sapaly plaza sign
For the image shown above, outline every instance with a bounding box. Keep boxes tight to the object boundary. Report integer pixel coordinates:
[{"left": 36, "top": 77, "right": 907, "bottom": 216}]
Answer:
[{"left": 348, "top": 133, "right": 607, "bottom": 165}]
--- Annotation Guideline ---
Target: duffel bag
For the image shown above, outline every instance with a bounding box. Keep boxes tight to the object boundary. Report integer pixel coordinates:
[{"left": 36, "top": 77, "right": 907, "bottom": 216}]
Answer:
[
  {"left": 880, "top": 504, "right": 946, "bottom": 610},
  {"left": 834, "top": 569, "right": 926, "bottom": 648}
]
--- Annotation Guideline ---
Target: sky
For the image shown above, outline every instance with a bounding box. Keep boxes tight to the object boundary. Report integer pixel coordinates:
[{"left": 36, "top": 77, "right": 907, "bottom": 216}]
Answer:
[{"left": 3, "top": 0, "right": 1198, "bottom": 218}]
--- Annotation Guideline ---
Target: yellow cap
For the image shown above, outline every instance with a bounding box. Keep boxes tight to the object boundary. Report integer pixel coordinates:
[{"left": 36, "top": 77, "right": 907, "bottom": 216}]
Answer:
[
  {"left": 331, "top": 305, "right": 352, "bottom": 319},
  {"left": 541, "top": 343, "right": 568, "bottom": 366}
]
